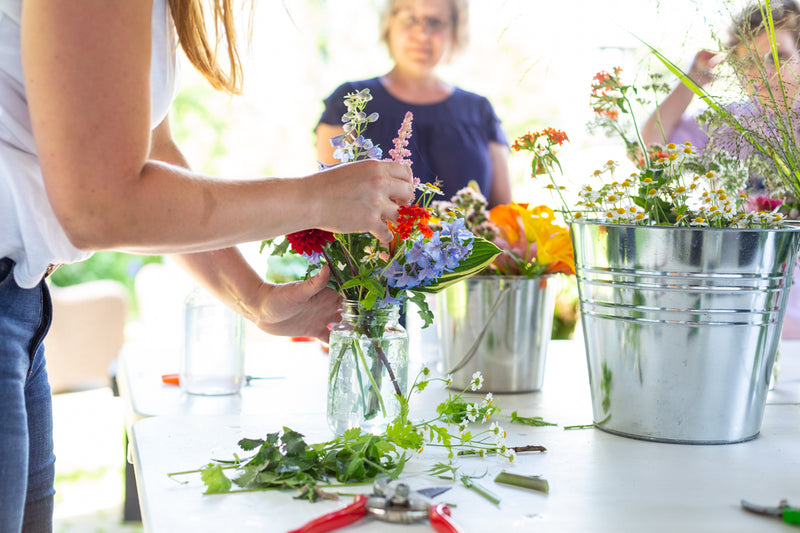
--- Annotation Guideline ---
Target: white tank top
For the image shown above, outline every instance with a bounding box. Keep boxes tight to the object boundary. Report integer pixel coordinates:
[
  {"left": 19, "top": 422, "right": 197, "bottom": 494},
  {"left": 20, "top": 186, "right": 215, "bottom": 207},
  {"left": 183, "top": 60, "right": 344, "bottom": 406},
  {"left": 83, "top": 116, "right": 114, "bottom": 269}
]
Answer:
[{"left": 0, "top": 0, "right": 180, "bottom": 288}]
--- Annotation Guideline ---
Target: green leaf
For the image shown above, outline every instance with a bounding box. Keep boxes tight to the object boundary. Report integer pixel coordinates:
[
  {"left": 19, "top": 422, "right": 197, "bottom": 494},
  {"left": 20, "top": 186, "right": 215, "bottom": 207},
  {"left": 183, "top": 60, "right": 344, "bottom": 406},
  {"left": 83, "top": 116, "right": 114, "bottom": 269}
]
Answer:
[
  {"left": 232, "top": 467, "right": 259, "bottom": 488},
  {"left": 407, "top": 291, "right": 434, "bottom": 328},
  {"left": 385, "top": 421, "right": 424, "bottom": 450},
  {"left": 370, "top": 437, "right": 397, "bottom": 457},
  {"left": 342, "top": 427, "right": 363, "bottom": 441},
  {"left": 418, "top": 238, "right": 502, "bottom": 294},
  {"left": 428, "top": 461, "right": 458, "bottom": 481},
  {"left": 342, "top": 454, "right": 366, "bottom": 481},
  {"left": 363, "top": 276, "right": 385, "bottom": 298},
  {"left": 238, "top": 438, "right": 264, "bottom": 451},
  {"left": 427, "top": 424, "right": 452, "bottom": 448},
  {"left": 200, "top": 463, "right": 232, "bottom": 494},
  {"left": 281, "top": 428, "right": 308, "bottom": 457},
  {"left": 340, "top": 278, "right": 363, "bottom": 290}
]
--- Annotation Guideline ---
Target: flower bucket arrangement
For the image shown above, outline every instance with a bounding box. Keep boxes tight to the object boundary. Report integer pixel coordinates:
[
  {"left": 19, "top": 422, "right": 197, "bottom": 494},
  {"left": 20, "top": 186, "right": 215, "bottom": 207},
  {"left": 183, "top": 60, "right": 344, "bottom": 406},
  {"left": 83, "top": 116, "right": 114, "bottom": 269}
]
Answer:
[
  {"left": 264, "top": 89, "right": 501, "bottom": 436},
  {"left": 519, "top": 53, "right": 800, "bottom": 443},
  {"left": 433, "top": 183, "right": 576, "bottom": 393}
]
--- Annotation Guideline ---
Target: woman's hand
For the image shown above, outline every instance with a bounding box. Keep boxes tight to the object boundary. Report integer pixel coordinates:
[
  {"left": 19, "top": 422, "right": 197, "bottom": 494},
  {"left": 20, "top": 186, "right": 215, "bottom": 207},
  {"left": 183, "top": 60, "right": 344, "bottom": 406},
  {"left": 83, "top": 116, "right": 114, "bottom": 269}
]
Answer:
[
  {"left": 251, "top": 265, "right": 342, "bottom": 343},
  {"left": 688, "top": 50, "right": 720, "bottom": 87},
  {"left": 310, "top": 159, "right": 414, "bottom": 244}
]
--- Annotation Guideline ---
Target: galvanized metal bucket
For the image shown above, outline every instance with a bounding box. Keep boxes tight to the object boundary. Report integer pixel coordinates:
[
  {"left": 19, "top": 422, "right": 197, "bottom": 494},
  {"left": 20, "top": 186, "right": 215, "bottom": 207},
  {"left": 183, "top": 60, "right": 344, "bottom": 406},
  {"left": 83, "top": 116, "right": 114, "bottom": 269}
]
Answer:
[
  {"left": 571, "top": 221, "right": 800, "bottom": 444},
  {"left": 437, "top": 275, "right": 558, "bottom": 393}
]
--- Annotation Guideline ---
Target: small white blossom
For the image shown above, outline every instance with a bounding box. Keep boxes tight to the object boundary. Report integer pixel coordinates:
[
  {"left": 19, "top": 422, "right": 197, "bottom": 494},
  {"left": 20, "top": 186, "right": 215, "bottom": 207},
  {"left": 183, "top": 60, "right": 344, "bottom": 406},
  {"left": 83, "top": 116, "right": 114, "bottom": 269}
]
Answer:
[
  {"left": 481, "top": 393, "right": 493, "bottom": 407},
  {"left": 489, "top": 422, "right": 507, "bottom": 444},
  {"left": 466, "top": 403, "right": 479, "bottom": 422},
  {"left": 470, "top": 371, "right": 484, "bottom": 391}
]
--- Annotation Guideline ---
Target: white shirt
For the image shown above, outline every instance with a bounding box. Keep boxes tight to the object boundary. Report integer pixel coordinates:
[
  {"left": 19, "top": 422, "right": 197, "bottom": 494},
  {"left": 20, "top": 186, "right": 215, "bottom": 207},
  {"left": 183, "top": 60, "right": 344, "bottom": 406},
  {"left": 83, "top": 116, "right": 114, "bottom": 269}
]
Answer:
[{"left": 0, "top": 0, "right": 180, "bottom": 288}]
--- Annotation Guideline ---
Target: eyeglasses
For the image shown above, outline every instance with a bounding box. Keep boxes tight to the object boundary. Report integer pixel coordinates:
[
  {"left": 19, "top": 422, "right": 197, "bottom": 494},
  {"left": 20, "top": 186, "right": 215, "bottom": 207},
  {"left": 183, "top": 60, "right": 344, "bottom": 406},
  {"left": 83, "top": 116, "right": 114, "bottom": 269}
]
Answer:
[{"left": 393, "top": 11, "right": 451, "bottom": 34}]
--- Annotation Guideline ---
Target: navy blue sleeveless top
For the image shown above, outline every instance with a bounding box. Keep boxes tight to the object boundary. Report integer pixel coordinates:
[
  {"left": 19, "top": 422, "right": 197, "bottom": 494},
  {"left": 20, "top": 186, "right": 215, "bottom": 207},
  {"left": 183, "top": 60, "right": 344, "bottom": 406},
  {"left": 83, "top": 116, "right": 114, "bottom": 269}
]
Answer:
[{"left": 317, "top": 78, "right": 508, "bottom": 202}]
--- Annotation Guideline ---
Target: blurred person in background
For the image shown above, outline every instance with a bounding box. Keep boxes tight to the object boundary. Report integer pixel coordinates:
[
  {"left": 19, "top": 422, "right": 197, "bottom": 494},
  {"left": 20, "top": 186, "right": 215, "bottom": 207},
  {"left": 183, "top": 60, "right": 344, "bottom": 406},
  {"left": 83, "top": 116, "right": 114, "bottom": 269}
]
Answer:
[{"left": 315, "top": 0, "right": 512, "bottom": 208}]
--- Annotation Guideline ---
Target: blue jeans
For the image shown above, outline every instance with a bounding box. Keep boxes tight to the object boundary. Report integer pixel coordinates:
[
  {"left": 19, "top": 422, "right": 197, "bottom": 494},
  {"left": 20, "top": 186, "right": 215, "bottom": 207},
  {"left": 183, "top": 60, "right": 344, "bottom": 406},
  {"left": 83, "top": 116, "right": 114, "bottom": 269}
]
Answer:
[{"left": 0, "top": 258, "right": 54, "bottom": 532}]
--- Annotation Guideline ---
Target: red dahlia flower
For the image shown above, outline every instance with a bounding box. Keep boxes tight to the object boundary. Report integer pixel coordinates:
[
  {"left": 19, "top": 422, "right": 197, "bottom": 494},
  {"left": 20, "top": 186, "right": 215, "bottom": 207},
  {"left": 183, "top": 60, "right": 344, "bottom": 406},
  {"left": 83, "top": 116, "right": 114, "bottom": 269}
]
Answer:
[{"left": 285, "top": 229, "right": 335, "bottom": 256}]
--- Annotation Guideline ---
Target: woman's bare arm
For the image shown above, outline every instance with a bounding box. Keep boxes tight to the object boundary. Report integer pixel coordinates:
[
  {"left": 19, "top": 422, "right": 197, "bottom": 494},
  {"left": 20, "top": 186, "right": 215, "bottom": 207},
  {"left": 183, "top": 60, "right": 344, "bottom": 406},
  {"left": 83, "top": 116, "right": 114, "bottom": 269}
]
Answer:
[
  {"left": 150, "top": 117, "right": 341, "bottom": 341},
  {"left": 487, "top": 141, "right": 512, "bottom": 207},
  {"left": 21, "top": 0, "right": 412, "bottom": 253}
]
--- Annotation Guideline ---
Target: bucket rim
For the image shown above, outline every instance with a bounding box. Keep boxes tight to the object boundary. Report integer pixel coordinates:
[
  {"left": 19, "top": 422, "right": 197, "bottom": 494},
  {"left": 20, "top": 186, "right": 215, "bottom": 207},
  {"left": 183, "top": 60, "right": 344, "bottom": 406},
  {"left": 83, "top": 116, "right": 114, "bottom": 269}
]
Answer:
[{"left": 568, "top": 219, "right": 800, "bottom": 233}]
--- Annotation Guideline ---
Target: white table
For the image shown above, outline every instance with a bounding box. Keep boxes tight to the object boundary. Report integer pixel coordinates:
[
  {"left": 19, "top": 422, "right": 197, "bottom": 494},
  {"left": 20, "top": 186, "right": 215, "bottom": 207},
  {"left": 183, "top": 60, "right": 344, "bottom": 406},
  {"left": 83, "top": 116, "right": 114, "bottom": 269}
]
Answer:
[{"left": 123, "top": 338, "right": 800, "bottom": 532}]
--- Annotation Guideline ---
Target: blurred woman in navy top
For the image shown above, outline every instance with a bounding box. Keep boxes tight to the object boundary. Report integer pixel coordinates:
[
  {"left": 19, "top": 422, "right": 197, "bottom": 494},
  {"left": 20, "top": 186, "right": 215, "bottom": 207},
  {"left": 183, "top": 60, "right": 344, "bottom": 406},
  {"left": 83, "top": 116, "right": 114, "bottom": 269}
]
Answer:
[{"left": 315, "top": 0, "right": 512, "bottom": 207}]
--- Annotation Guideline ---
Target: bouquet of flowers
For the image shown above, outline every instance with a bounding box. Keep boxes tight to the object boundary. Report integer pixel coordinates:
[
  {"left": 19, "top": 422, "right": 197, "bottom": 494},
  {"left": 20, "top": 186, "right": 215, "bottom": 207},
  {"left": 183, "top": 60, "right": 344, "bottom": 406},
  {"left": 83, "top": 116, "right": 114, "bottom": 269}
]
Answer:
[
  {"left": 267, "top": 89, "right": 499, "bottom": 322},
  {"left": 264, "top": 89, "right": 500, "bottom": 433},
  {"left": 514, "top": 65, "right": 787, "bottom": 229},
  {"left": 433, "top": 183, "right": 575, "bottom": 277}
]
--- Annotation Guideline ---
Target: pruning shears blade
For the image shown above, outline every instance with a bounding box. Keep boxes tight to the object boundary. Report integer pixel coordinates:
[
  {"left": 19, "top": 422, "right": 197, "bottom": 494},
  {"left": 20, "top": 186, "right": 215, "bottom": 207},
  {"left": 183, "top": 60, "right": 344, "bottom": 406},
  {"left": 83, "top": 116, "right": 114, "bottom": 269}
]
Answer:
[
  {"left": 742, "top": 499, "right": 800, "bottom": 525},
  {"left": 742, "top": 499, "right": 784, "bottom": 517},
  {"left": 417, "top": 486, "right": 452, "bottom": 499}
]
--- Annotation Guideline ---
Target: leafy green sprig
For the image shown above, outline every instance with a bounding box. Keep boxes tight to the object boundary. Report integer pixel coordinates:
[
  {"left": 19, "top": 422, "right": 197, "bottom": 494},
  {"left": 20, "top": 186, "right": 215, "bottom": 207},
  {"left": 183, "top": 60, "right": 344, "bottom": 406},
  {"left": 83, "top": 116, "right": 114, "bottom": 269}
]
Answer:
[
  {"left": 170, "top": 426, "right": 407, "bottom": 502},
  {"left": 172, "top": 368, "right": 550, "bottom": 500}
]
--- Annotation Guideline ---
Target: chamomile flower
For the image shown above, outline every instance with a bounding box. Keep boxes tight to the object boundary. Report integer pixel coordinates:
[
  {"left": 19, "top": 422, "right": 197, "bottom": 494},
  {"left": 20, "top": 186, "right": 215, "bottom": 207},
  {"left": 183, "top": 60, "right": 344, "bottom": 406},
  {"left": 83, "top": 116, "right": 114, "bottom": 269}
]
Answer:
[
  {"left": 470, "top": 371, "right": 484, "bottom": 391},
  {"left": 481, "top": 392, "right": 493, "bottom": 408},
  {"left": 489, "top": 421, "right": 507, "bottom": 441}
]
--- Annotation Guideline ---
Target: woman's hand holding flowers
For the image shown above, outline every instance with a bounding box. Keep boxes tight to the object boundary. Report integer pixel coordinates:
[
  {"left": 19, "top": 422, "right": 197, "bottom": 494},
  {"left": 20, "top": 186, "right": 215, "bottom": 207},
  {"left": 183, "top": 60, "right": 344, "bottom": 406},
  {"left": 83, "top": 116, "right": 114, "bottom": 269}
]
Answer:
[
  {"left": 313, "top": 159, "right": 414, "bottom": 244},
  {"left": 250, "top": 265, "right": 341, "bottom": 343}
]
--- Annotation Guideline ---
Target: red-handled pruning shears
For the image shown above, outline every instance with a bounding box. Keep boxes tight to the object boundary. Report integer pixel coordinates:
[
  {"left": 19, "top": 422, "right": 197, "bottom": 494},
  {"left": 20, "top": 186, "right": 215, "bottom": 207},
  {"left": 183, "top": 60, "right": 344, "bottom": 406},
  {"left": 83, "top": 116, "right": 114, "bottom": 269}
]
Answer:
[{"left": 287, "top": 478, "right": 462, "bottom": 533}]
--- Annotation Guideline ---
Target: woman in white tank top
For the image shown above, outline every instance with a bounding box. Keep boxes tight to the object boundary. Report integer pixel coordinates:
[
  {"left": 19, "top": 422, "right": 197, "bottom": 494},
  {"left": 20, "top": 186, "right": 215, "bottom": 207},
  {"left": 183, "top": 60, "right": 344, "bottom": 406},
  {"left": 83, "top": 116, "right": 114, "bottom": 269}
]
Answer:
[{"left": 0, "top": 1, "right": 414, "bottom": 530}]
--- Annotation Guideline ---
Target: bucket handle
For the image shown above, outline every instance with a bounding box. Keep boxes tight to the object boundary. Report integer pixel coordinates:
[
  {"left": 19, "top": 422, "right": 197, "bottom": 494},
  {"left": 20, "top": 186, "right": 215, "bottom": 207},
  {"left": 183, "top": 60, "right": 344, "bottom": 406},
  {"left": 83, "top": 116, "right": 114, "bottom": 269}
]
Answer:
[{"left": 444, "top": 286, "right": 511, "bottom": 376}]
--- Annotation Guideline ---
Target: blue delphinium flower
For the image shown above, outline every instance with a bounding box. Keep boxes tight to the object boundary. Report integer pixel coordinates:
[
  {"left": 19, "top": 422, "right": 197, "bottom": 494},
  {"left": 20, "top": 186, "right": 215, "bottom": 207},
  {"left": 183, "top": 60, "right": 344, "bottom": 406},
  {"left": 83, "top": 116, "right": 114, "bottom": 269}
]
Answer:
[
  {"left": 384, "top": 224, "right": 475, "bottom": 290},
  {"left": 304, "top": 251, "right": 324, "bottom": 266},
  {"left": 384, "top": 261, "right": 417, "bottom": 289},
  {"left": 376, "top": 288, "right": 405, "bottom": 309},
  {"left": 330, "top": 134, "right": 354, "bottom": 163},
  {"left": 354, "top": 136, "right": 382, "bottom": 160},
  {"left": 442, "top": 218, "right": 474, "bottom": 243}
]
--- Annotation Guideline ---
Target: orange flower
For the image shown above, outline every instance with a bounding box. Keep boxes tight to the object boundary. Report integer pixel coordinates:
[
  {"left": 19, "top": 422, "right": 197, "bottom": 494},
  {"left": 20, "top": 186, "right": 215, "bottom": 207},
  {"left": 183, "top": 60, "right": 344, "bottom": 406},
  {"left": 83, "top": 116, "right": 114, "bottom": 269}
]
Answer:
[{"left": 488, "top": 203, "right": 575, "bottom": 276}]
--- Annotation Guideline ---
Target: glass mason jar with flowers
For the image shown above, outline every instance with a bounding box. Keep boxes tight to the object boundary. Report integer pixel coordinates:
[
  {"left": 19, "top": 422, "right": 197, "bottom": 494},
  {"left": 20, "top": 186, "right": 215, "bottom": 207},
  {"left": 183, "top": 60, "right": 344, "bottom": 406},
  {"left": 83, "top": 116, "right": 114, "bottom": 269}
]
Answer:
[
  {"left": 326, "top": 299, "right": 407, "bottom": 435},
  {"left": 264, "top": 90, "right": 500, "bottom": 436}
]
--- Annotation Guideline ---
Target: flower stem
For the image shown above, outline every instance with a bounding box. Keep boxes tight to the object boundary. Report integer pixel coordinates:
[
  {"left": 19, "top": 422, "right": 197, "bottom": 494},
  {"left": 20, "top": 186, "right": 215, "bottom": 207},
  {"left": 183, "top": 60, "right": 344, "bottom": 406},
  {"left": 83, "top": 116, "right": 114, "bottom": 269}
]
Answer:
[
  {"left": 456, "top": 444, "right": 547, "bottom": 456},
  {"left": 353, "top": 338, "right": 387, "bottom": 418},
  {"left": 460, "top": 476, "right": 500, "bottom": 505},
  {"left": 494, "top": 471, "right": 549, "bottom": 494},
  {"left": 321, "top": 248, "right": 345, "bottom": 293},
  {"left": 372, "top": 340, "right": 403, "bottom": 398}
]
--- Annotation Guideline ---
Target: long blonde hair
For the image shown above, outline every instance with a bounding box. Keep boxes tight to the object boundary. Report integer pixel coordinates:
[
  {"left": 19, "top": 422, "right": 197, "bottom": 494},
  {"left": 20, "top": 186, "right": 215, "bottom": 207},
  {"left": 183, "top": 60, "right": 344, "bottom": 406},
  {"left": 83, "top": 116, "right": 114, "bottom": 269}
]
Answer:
[{"left": 168, "top": 0, "right": 252, "bottom": 95}]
